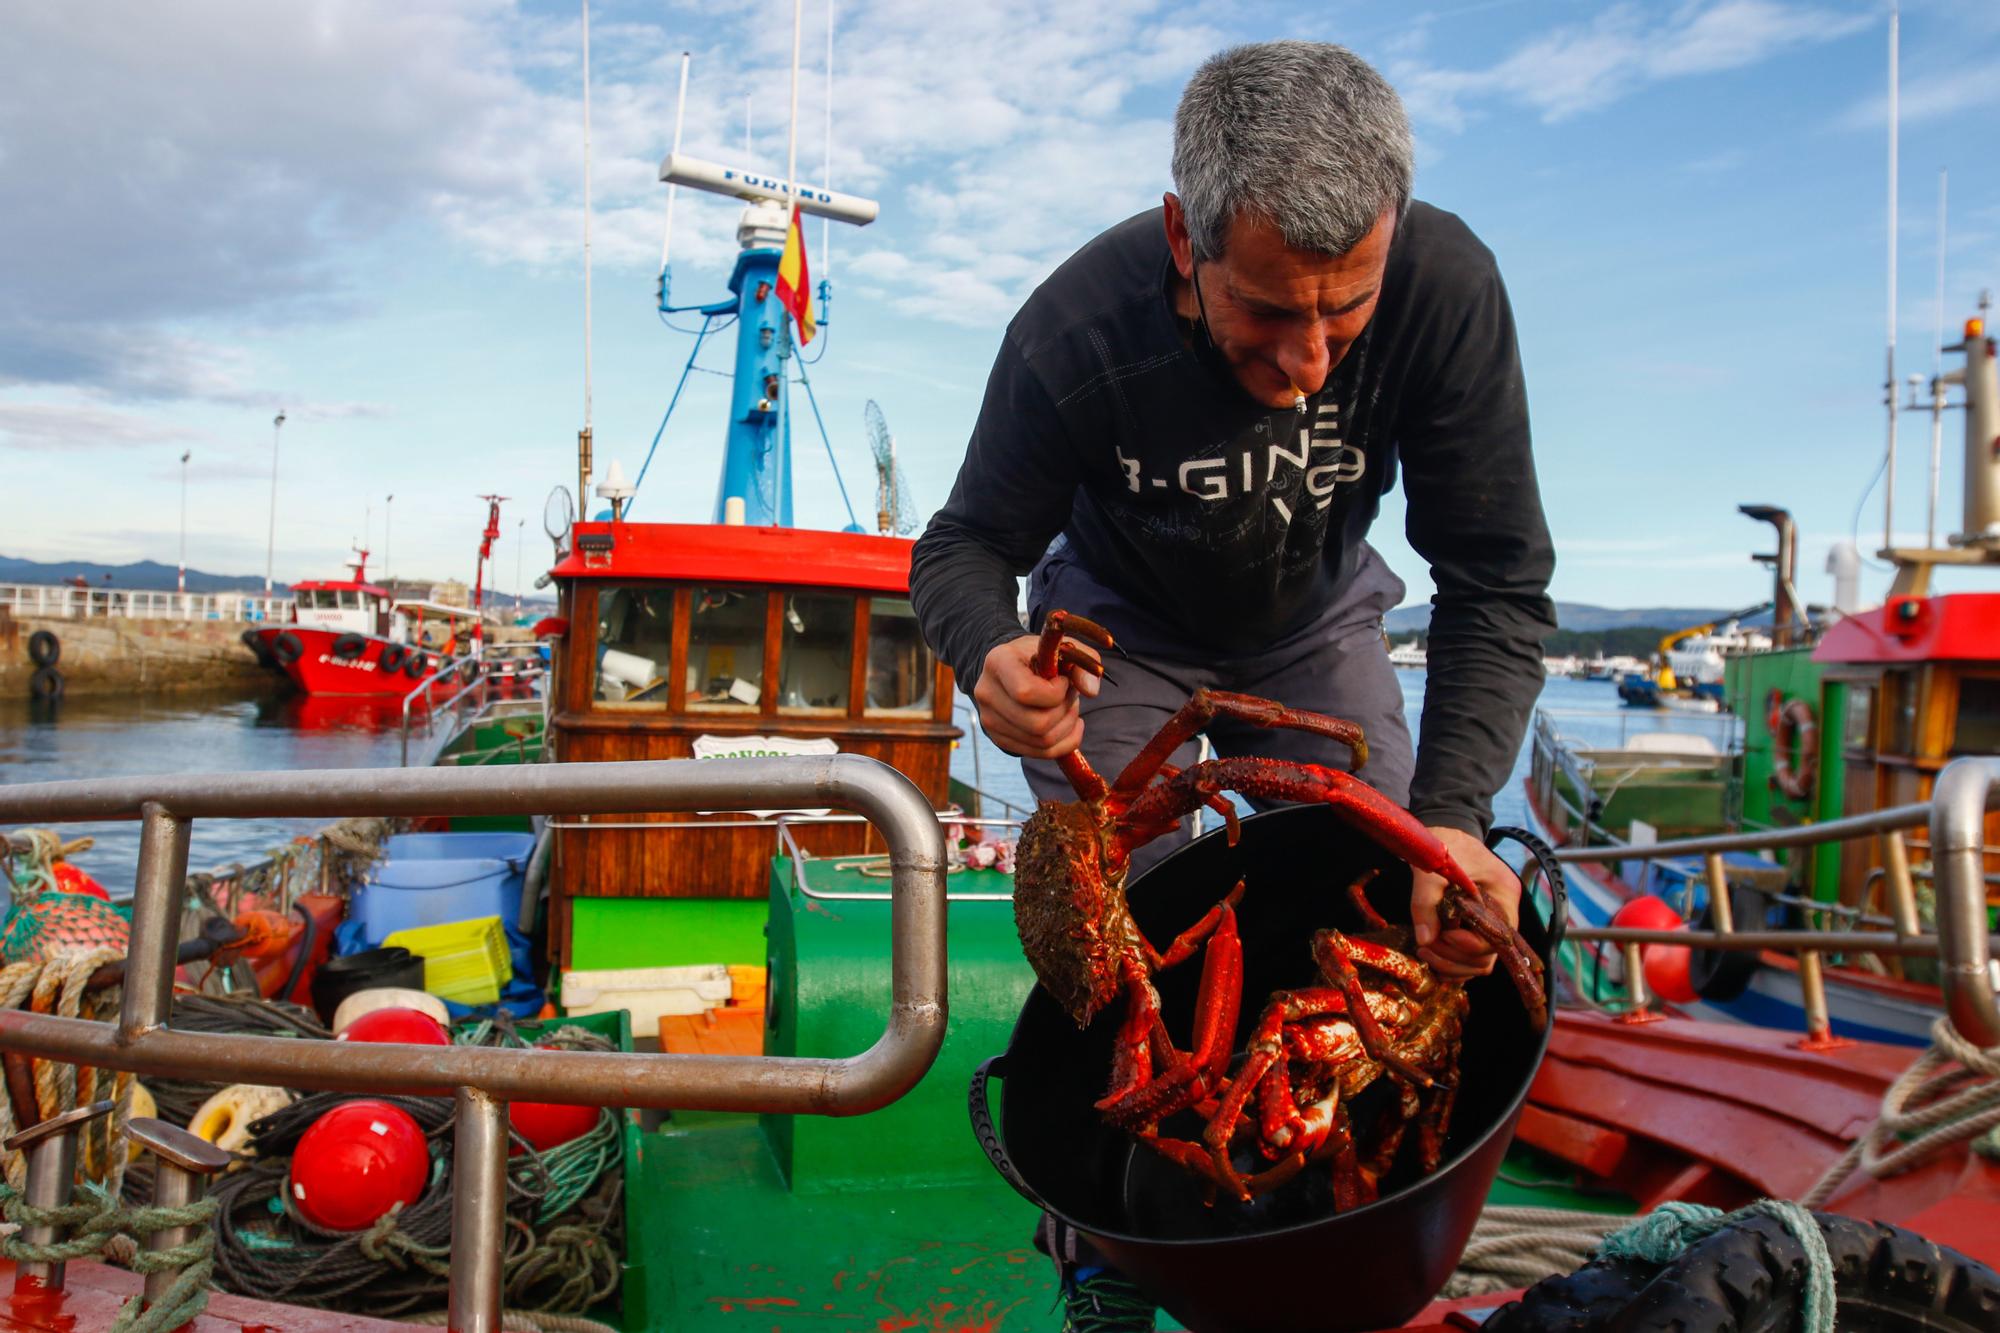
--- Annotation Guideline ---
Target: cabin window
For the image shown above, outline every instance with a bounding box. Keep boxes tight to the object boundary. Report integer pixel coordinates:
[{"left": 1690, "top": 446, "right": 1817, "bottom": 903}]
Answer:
[
  {"left": 1884, "top": 669, "right": 1919, "bottom": 756},
  {"left": 778, "top": 593, "right": 854, "bottom": 713},
  {"left": 594, "top": 586, "right": 675, "bottom": 705},
  {"left": 1844, "top": 685, "right": 1874, "bottom": 752},
  {"left": 339, "top": 590, "right": 361, "bottom": 610},
  {"left": 687, "top": 587, "right": 766, "bottom": 710},
  {"left": 1952, "top": 677, "right": 2000, "bottom": 757},
  {"left": 865, "top": 598, "right": 934, "bottom": 716}
]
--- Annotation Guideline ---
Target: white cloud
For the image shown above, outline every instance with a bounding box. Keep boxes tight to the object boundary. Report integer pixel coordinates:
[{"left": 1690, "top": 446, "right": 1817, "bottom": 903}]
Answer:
[
  {"left": 0, "top": 401, "right": 209, "bottom": 453},
  {"left": 1394, "top": 1, "right": 1871, "bottom": 131}
]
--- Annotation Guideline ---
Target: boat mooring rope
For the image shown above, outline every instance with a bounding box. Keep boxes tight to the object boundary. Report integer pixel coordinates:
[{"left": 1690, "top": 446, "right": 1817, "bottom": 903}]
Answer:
[
  {"left": 1801, "top": 1014, "right": 2000, "bottom": 1208},
  {"left": 1438, "top": 1205, "right": 1625, "bottom": 1297},
  {"left": 0, "top": 1181, "right": 219, "bottom": 1333}
]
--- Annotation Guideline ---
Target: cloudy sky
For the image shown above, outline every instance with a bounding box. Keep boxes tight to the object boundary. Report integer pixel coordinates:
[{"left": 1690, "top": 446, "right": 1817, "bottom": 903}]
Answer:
[{"left": 2, "top": 0, "right": 1996, "bottom": 614}]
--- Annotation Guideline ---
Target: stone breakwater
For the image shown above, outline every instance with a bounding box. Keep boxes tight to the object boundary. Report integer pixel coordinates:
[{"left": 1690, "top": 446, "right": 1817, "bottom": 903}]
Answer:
[{"left": 0, "top": 610, "right": 268, "bottom": 698}]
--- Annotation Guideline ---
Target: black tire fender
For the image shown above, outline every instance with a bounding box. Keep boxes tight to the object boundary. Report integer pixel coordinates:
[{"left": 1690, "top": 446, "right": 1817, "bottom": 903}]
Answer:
[
  {"left": 28, "top": 666, "right": 64, "bottom": 701},
  {"left": 1688, "top": 883, "right": 1763, "bottom": 1003},
  {"left": 378, "top": 644, "right": 409, "bottom": 673},
  {"left": 457, "top": 658, "right": 480, "bottom": 685},
  {"left": 1489, "top": 1211, "right": 2000, "bottom": 1332},
  {"left": 330, "top": 632, "right": 367, "bottom": 660},
  {"left": 26, "top": 630, "right": 59, "bottom": 667},
  {"left": 405, "top": 652, "right": 431, "bottom": 679},
  {"left": 270, "top": 631, "right": 304, "bottom": 666},
  {"left": 240, "top": 629, "right": 277, "bottom": 669}
]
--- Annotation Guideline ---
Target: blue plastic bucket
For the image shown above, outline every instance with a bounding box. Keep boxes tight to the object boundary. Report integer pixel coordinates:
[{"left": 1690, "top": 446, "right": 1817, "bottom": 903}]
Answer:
[{"left": 380, "top": 832, "right": 535, "bottom": 864}]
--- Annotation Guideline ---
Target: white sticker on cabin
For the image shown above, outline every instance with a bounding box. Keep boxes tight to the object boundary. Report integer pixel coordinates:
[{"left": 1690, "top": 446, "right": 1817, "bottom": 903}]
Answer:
[{"left": 692, "top": 734, "right": 840, "bottom": 817}]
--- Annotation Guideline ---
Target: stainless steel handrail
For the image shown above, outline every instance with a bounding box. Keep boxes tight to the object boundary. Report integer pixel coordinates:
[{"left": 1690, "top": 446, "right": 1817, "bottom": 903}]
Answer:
[
  {"left": 0, "top": 755, "right": 947, "bottom": 1333},
  {"left": 778, "top": 815, "right": 1022, "bottom": 902},
  {"left": 1542, "top": 754, "right": 2000, "bottom": 1047}
]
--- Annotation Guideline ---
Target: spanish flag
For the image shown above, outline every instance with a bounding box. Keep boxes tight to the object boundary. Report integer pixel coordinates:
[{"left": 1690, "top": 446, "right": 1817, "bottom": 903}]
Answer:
[{"left": 775, "top": 203, "right": 815, "bottom": 344}]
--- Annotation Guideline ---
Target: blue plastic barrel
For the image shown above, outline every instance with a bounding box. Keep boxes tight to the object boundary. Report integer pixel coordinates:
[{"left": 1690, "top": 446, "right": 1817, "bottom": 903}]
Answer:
[
  {"left": 350, "top": 857, "right": 526, "bottom": 943},
  {"left": 380, "top": 832, "right": 536, "bottom": 864}
]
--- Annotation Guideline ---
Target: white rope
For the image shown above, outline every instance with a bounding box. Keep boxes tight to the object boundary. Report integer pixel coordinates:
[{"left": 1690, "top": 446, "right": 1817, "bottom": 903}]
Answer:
[
  {"left": 1802, "top": 1014, "right": 2000, "bottom": 1208},
  {"left": 1438, "top": 1205, "right": 1624, "bottom": 1297}
]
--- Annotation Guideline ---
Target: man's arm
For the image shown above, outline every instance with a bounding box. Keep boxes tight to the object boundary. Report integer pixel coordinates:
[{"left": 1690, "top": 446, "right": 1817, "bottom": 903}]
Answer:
[
  {"left": 910, "top": 331, "right": 1084, "bottom": 697},
  {"left": 1400, "top": 263, "right": 1556, "bottom": 839},
  {"left": 1398, "top": 259, "right": 1556, "bottom": 977}
]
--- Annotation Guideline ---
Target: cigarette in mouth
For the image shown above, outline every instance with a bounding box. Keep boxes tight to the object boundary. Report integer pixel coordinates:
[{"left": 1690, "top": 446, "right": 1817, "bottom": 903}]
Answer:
[{"left": 1290, "top": 384, "right": 1309, "bottom": 413}]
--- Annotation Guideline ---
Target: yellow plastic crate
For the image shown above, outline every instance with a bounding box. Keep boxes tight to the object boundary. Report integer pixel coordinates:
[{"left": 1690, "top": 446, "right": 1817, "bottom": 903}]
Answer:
[{"left": 383, "top": 915, "right": 512, "bottom": 1006}]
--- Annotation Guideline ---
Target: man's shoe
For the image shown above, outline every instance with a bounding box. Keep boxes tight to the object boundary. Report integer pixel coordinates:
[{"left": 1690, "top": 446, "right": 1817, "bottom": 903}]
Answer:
[{"left": 1061, "top": 1265, "right": 1157, "bottom": 1333}]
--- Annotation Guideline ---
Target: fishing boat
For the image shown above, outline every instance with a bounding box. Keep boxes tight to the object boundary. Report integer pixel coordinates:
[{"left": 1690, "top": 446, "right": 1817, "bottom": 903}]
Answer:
[
  {"left": 246, "top": 499, "right": 536, "bottom": 699},
  {"left": 0, "top": 10, "right": 1995, "bottom": 1333},
  {"left": 1528, "top": 306, "right": 2000, "bottom": 1046}
]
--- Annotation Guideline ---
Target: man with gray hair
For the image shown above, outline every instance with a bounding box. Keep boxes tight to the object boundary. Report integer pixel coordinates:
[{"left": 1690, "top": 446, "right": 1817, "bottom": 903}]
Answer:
[{"left": 913, "top": 41, "right": 1553, "bottom": 1315}]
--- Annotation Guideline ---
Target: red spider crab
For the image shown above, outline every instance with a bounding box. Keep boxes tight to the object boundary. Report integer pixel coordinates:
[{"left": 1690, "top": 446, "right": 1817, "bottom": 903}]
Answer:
[
  {"left": 1185, "top": 871, "right": 1473, "bottom": 1208},
  {"left": 1010, "top": 610, "right": 1546, "bottom": 1182}
]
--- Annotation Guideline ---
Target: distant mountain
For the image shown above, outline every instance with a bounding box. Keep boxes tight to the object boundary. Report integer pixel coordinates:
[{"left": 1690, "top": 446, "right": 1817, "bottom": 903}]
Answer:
[
  {"left": 1384, "top": 602, "right": 1736, "bottom": 634},
  {"left": 0, "top": 556, "right": 288, "bottom": 595}
]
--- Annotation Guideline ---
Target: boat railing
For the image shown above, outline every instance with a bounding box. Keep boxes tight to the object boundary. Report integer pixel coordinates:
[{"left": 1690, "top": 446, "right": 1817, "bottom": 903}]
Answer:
[
  {"left": 1539, "top": 754, "right": 2000, "bottom": 1050},
  {"left": 777, "top": 813, "right": 1023, "bottom": 902},
  {"left": 1529, "top": 711, "right": 1744, "bottom": 849},
  {"left": 0, "top": 755, "right": 948, "bottom": 1333},
  {"left": 398, "top": 649, "right": 549, "bottom": 766},
  {"left": 0, "top": 582, "right": 293, "bottom": 623}
]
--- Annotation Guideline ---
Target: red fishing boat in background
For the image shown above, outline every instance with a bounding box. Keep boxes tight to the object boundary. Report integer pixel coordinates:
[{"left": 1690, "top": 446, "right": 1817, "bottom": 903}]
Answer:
[{"left": 246, "top": 499, "right": 530, "bottom": 698}]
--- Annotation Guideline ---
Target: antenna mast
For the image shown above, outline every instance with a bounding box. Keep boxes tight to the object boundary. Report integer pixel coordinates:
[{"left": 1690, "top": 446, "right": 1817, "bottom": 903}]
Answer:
[
  {"left": 1882, "top": 3, "right": 1898, "bottom": 554},
  {"left": 786, "top": 0, "right": 803, "bottom": 210},
  {"left": 1928, "top": 168, "right": 1947, "bottom": 549},
  {"left": 578, "top": 0, "right": 595, "bottom": 507},
  {"left": 823, "top": 0, "right": 834, "bottom": 274},
  {"left": 659, "top": 52, "right": 691, "bottom": 276}
]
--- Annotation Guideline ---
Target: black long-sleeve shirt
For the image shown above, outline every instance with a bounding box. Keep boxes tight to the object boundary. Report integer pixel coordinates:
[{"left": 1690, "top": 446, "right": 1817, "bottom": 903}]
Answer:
[{"left": 910, "top": 202, "right": 1556, "bottom": 836}]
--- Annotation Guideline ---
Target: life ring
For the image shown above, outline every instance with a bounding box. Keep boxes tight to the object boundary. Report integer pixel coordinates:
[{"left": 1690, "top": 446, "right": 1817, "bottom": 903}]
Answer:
[
  {"left": 1766, "top": 690, "right": 1818, "bottom": 801},
  {"left": 271, "top": 631, "right": 305, "bottom": 666},
  {"left": 405, "top": 651, "right": 431, "bottom": 679},
  {"left": 26, "top": 630, "right": 60, "bottom": 666},
  {"left": 379, "top": 643, "right": 409, "bottom": 672},
  {"left": 331, "top": 632, "right": 368, "bottom": 660},
  {"left": 28, "top": 666, "right": 64, "bottom": 701}
]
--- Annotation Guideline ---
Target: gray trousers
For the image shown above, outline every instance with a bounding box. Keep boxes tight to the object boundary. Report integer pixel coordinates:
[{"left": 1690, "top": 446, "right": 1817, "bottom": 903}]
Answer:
[{"left": 1022, "top": 542, "right": 1415, "bottom": 882}]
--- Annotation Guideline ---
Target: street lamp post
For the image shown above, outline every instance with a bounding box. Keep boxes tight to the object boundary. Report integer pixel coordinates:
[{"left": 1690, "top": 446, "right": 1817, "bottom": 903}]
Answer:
[
  {"left": 515, "top": 519, "right": 525, "bottom": 617},
  {"left": 178, "top": 450, "right": 191, "bottom": 609},
  {"left": 385, "top": 494, "right": 395, "bottom": 592},
  {"left": 264, "top": 410, "right": 286, "bottom": 602}
]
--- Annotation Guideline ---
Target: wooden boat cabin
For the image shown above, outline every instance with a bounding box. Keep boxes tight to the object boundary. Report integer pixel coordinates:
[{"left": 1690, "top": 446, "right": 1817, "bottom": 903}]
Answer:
[{"left": 542, "top": 519, "right": 958, "bottom": 968}]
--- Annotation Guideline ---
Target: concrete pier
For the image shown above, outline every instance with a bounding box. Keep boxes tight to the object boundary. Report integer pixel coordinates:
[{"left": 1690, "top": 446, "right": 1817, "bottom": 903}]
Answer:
[{"left": 0, "top": 610, "right": 268, "bottom": 699}]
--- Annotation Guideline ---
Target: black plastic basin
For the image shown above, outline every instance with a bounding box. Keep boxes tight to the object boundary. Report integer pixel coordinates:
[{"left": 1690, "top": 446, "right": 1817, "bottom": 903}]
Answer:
[{"left": 971, "top": 805, "right": 1562, "bottom": 1333}]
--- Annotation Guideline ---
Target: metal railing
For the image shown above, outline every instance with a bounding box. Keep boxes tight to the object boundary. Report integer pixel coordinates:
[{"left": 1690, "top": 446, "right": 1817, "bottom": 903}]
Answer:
[
  {"left": 399, "top": 648, "right": 549, "bottom": 766},
  {"left": 1541, "top": 755, "right": 2000, "bottom": 1049},
  {"left": 0, "top": 755, "right": 948, "bottom": 1333},
  {"left": 778, "top": 814, "right": 1023, "bottom": 902},
  {"left": 0, "top": 583, "right": 292, "bottom": 623}
]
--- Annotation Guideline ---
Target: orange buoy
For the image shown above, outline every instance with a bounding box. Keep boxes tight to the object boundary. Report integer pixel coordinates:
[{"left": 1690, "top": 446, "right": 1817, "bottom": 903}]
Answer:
[
  {"left": 1609, "top": 894, "right": 1697, "bottom": 1005},
  {"left": 289, "top": 1100, "right": 430, "bottom": 1231},
  {"left": 51, "top": 862, "right": 108, "bottom": 900}
]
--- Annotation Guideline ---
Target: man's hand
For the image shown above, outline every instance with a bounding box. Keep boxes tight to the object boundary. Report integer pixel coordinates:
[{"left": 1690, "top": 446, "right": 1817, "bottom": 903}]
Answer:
[
  {"left": 974, "top": 634, "right": 1102, "bottom": 758},
  {"left": 1410, "top": 827, "right": 1520, "bottom": 980}
]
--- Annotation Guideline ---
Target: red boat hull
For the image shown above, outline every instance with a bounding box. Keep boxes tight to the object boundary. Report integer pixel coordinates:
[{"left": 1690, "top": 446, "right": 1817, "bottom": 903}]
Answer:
[{"left": 252, "top": 627, "right": 444, "bottom": 697}]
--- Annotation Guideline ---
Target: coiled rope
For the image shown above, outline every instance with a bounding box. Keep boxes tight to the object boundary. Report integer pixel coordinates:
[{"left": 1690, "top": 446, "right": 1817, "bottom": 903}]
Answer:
[
  {"left": 1437, "top": 1205, "right": 1626, "bottom": 1298},
  {"left": 0, "top": 1181, "right": 218, "bottom": 1333},
  {"left": 1802, "top": 1014, "right": 2000, "bottom": 1208}
]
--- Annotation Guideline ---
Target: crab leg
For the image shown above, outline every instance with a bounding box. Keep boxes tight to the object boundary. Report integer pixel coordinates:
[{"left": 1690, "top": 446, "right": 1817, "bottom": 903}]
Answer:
[
  {"left": 1030, "top": 610, "right": 1116, "bottom": 802},
  {"left": 1124, "top": 757, "right": 1546, "bottom": 1029},
  {"left": 1108, "top": 690, "right": 1370, "bottom": 800},
  {"left": 1100, "top": 898, "right": 1244, "bottom": 1128}
]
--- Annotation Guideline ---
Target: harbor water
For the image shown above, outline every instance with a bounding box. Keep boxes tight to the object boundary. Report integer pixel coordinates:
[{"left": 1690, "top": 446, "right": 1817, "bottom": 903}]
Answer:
[{"left": 0, "top": 673, "right": 1673, "bottom": 889}]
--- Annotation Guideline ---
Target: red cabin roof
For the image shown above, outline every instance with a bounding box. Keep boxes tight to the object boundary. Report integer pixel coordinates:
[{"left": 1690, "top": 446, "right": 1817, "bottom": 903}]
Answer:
[
  {"left": 1813, "top": 591, "right": 2000, "bottom": 666},
  {"left": 551, "top": 522, "right": 915, "bottom": 593}
]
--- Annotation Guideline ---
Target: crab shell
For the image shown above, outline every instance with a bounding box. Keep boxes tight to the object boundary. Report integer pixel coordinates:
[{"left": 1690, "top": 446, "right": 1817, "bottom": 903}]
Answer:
[{"left": 1013, "top": 800, "right": 1140, "bottom": 1029}]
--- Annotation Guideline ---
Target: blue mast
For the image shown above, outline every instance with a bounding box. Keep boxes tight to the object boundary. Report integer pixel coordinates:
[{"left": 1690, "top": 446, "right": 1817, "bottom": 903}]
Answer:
[{"left": 642, "top": 156, "right": 879, "bottom": 529}]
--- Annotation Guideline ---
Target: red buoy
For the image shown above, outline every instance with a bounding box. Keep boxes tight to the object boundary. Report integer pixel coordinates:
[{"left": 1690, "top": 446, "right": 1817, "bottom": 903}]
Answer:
[
  {"left": 1609, "top": 894, "right": 1697, "bottom": 1004},
  {"left": 51, "top": 863, "right": 109, "bottom": 900},
  {"left": 336, "top": 1006, "right": 450, "bottom": 1047},
  {"left": 509, "top": 1100, "right": 600, "bottom": 1154},
  {"left": 289, "top": 1100, "right": 430, "bottom": 1230}
]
